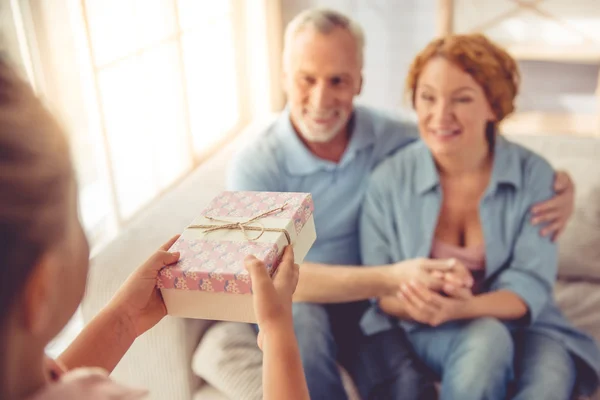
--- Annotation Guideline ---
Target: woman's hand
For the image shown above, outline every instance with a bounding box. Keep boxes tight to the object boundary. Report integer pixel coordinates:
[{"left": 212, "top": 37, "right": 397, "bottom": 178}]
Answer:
[
  {"left": 245, "top": 246, "right": 299, "bottom": 350},
  {"left": 397, "top": 280, "right": 471, "bottom": 327},
  {"left": 107, "top": 235, "right": 181, "bottom": 338}
]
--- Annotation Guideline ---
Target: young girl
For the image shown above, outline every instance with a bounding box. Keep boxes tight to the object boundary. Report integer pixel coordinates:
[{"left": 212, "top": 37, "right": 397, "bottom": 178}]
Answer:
[{"left": 0, "top": 59, "right": 309, "bottom": 400}]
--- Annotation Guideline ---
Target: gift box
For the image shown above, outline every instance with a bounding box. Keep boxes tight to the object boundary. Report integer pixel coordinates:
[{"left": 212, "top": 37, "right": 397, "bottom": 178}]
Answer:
[{"left": 157, "top": 191, "right": 316, "bottom": 323}]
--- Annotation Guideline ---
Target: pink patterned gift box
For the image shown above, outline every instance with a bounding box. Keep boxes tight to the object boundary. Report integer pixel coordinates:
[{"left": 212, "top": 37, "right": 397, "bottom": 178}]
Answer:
[{"left": 158, "top": 191, "right": 316, "bottom": 323}]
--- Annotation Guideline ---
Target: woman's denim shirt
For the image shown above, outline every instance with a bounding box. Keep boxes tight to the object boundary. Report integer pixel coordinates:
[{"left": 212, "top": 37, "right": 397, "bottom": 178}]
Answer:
[{"left": 359, "top": 137, "right": 600, "bottom": 393}]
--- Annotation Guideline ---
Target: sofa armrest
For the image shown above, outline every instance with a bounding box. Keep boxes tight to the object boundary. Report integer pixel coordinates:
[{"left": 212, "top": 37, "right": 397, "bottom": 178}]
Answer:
[
  {"left": 108, "top": 317, "right": 212, "bottom": 400},
  {"left": 82, "top": 278, "right": 214, "bottom": 399}
]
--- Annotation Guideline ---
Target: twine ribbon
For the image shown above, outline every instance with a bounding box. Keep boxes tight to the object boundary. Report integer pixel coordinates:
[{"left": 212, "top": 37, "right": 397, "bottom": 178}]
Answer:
[{"left": 187, "top": 202, "right": 291, "bottom": 244}]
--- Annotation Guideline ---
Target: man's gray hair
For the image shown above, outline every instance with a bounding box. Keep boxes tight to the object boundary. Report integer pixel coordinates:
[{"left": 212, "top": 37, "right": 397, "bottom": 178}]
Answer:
[{"left": 282, "top": 8, "right": 365, "bottom": 71}]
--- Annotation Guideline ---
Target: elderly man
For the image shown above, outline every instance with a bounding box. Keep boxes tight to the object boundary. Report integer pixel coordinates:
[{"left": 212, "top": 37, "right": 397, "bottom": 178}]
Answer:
[{"left": 199, "top": 8, "right": 574, "bottom": 400}]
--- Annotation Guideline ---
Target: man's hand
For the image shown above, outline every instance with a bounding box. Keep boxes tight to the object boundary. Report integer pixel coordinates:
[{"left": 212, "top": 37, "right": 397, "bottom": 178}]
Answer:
[
  {"left": 531, "top": 170, "right": 575, "bottom": 241},
  {"left": 428, "top": 268, "right": 474, "bottom": 300},
  {"left": 386, "top": 258, "right": 473, "bottom": 295}
]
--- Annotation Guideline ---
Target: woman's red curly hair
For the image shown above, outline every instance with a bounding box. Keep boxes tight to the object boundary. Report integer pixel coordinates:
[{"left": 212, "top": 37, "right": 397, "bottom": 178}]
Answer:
[{"left": 406, "top": 33, "right": 520, "bottom": 126}]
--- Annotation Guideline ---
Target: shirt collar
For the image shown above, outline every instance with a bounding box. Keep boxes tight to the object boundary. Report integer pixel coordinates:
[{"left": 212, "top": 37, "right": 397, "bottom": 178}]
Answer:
[
  {"left": 487, "top": 136, "right": 522, "bottom": 193},
  {"left": 415, "top": 143, "right": 439, "bottom": 194},
  {"left": 341, "top": 105, "right": 377, "bottom": 161},
  {"left": 415, "top": 136, "right": 522, "bottom": 195},
  {"left": 276, "top": 105, "right": 376, "bottom": 175}
]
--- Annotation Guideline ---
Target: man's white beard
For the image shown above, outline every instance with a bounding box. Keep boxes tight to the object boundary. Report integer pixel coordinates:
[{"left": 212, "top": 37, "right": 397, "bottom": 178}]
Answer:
[{"left": 295, "top": 110, "right": 350, "bottom": 143}]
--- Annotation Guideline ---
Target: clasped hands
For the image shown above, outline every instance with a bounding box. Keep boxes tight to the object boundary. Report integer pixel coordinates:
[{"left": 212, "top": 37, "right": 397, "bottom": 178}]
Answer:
[{"left": 380, "top": 258, "right": 475, "bottom": 327}]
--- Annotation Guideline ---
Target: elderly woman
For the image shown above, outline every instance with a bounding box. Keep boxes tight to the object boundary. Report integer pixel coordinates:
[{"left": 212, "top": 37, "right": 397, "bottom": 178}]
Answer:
[
  {"left": 0, "top": 59, "right": 308, "bottom": 400},
  {"left": 359, "top": 34, "right": 600, "bottom": 399}
]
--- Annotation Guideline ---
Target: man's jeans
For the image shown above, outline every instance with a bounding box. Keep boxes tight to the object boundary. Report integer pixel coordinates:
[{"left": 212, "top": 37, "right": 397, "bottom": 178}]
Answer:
[
  {"left": 408, "top": 317, "right": 577, "bottom": 400},
  {"left": 293, "top": 301, "right": 435, "bottom": 400}
]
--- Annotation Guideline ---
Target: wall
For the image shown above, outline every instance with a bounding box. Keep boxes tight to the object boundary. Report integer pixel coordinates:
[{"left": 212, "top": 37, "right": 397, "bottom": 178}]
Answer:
[
  {"left": 280, "top": 0, "right": 599, "bottom": 117},
  {"left": 0, "top": 0, "right": 27, "bottom": 78}
]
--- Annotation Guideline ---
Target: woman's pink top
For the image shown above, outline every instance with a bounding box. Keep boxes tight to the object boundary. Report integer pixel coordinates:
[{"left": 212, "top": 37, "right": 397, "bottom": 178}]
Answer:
[{"left": 430, "top": 239, "right": 486, "bottom": 293}]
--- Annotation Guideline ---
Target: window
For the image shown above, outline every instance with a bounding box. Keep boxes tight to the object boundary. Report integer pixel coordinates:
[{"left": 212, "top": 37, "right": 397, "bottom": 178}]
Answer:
[
  {"left": 17, "top": 0, "right": 251, "bottom": 252},
  {"left": 6, "top": 0, "right": 280, "bottom": 356}
]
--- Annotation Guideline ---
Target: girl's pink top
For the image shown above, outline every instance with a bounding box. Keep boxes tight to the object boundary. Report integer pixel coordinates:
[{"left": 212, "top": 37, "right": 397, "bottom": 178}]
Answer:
[{"left": 26, "top": 358, "right": 147, "bottom": 400}]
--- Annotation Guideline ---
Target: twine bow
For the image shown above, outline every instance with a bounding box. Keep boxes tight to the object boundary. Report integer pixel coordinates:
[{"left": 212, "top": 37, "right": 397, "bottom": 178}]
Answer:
[{"left": 187, "top": 202, "right": 292, "bottom": 244}]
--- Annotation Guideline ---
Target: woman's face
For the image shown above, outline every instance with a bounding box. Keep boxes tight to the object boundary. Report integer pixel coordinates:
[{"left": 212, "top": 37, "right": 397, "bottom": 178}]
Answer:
[{"left": 414, "top": 57, "right": 496, "bottom": 158}]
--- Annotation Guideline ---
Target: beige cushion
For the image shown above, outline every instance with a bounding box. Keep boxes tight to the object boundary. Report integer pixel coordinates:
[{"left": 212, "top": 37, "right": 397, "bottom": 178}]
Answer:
[
  {"left": 556, "top": 187, "right": 600, "bottom": 281},
  {"left": 506, "top": 134, "right": 600, "bottom": 280},
  {"left": 192, "top": 323, "right": 263, "bottom": 400},
  {"left": 193, "top": 385, "right": 229, "bottom": 400},
  {"left": 555, "top": 280, "right": 600, "bottom": 343}
]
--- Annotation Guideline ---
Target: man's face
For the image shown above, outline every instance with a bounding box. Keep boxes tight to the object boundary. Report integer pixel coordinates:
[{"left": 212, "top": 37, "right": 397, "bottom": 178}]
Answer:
[{"left": 283, "top": 27, "right": 362, "bottom": 143}]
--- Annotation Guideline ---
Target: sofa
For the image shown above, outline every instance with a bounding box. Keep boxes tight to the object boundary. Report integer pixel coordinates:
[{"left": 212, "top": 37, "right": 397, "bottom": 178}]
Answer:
[{"left": 82, "top": 129, "right": 600, "bottom": 400}]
